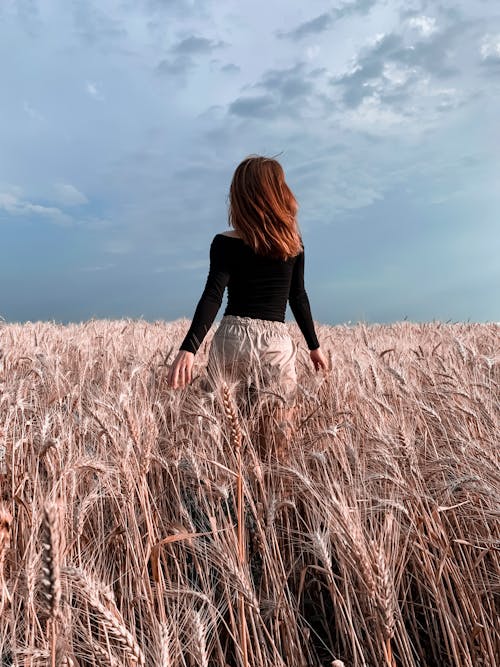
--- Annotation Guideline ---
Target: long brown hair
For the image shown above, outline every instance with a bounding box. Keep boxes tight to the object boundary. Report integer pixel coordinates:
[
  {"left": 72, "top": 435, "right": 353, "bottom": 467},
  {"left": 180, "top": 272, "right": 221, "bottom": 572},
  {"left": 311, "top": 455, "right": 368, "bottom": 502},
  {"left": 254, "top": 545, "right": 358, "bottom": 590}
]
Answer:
[{"left": 228, "top": 155, "right": 303, "bottom": 260}]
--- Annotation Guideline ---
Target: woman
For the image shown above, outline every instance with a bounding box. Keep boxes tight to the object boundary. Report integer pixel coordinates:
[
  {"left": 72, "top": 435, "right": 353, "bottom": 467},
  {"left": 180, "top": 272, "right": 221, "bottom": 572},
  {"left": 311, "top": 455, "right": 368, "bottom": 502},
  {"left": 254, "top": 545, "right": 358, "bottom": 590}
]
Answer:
[{"left": 167, "top": 155, "right": 328, "bottom": 434}]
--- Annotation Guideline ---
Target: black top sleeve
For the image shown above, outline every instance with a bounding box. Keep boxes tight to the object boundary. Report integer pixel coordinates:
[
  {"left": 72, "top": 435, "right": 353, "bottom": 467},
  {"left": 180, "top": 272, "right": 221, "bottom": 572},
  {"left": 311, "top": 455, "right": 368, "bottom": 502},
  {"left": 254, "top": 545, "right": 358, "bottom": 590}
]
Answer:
[
  {"left": 179, "top": 236, "right": 230, "bottom": 354},
  {"left": 288, "top": 249, "right": 320, "bottom": 350}
]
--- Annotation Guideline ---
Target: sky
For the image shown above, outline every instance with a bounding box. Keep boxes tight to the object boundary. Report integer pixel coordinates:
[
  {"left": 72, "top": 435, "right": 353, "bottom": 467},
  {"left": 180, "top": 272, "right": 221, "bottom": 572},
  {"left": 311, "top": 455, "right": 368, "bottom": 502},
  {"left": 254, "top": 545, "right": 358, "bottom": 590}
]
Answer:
[{"left": 1, "top": 0, "right": 499, "bottom": 328}]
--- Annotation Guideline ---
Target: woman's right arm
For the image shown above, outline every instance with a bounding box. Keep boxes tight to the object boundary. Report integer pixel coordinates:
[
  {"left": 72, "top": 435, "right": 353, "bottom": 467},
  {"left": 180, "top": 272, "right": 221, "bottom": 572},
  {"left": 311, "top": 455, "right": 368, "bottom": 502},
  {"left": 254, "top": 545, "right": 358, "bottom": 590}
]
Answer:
[
  {"left": 178, "top": 235, "right": 230, "bottom": 355},
  {"left": 168, "top": 236, "right": 230, "bottom": 389}
]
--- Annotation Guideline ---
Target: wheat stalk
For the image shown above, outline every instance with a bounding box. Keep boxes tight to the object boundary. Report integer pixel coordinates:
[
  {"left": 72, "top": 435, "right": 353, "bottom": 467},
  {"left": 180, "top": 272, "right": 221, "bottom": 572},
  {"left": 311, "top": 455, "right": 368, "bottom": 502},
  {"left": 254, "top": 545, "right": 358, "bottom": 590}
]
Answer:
[{"left": 221, "top": 381, "right": 248, "bottom": 667}]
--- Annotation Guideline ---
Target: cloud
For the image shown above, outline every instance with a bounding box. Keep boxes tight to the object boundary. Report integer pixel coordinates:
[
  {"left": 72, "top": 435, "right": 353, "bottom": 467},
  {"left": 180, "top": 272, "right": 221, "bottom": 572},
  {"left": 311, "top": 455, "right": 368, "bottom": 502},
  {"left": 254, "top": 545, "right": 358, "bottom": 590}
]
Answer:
[
  {"left": 306, "top": 45, "right": 321, "bottom": 60},
  {"left": 156, "top": 34, "right": 226, "bottom": 77},
  {"left": 257, "top": 62, "right": 315, "bottom": 99},
  {"left": 333, "top": 0, "right": 377, "bottom": 21},
  {"left": 156, "top": 56, "right": 192, "bottom": 76},
  {"left": 72, "top": 2, "right": 127, "bottom": 48},
  {"left": 141, "top": 0, "right": 210, "bottom": 19},
  {"left": 407, "top": 15, "right": 438, "bottom": 37},
  {"left": 341, "top": 59, "right": 420, "bottom": 109},
  {"left": 53, "top": 183, "right": 89, "bottom": 206},
  {"left": 479, "top": 33, "right": 500, "bottom": 68},
  {"left": 85, "top": 81, "right": 104, "bottom": 100},
  {"left": 278, "top": 12, "right": 332, "bottom": 40},
  {"left": 228, "top": 94, "right": 276, "bottom": 118},
  {"left": 15, "top": 0, "right": 41, "bottom": 38},
  {"left": 171, "top": 35, "right": 226, "bottom": 55},
  {"left": 336, "top": 94, "right": 416, "bottom": 134},
  {"left": 221, "top": 63, "right": 240, "bottom": 74},
  {"left": 23, "top": 101, "right": 44, "bottom": 121},
  {"left": 277, "top": 1, "right": 377, "bottom": 40},
  {"left": 0, "top": 190, "right": 72, "bottom": 226},
  {"left": 0, "top": 185, "right": 98, "bottom": 227},
  {"left": 331, "top": 21, "right": 471, "bottom": 112},
  {"left": 228, "top": 62, "right": 323, "bottom": 120}
]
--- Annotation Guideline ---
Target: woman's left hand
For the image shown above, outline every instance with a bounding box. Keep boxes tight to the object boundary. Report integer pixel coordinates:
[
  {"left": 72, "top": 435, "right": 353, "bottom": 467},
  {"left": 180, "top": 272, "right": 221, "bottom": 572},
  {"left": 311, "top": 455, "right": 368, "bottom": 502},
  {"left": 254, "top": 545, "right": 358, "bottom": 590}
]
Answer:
[{"left": 167, "top": 350, "right": 195, "bottom": 389}]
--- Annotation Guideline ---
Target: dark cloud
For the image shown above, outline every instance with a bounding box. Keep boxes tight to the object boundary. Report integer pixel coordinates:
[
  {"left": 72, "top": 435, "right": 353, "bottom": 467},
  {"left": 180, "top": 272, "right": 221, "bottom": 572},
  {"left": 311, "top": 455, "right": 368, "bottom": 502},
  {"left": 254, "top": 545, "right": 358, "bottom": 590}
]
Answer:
[
  {"left": 171, "top": 35, "right": 226, "bottom": 55},
  {"left": 278, "top": 1, "right": 377, "bottom": 40},
  {"left": 156, "top": 33, "right": 226, "bottom": 77},
  {"left": 228, "top": 95, "right": 276, "bottom": 118},
  {"left": 277, "top": 12, "right": 332, "bottom": 40},
  {"left": 221, "top": 63, "right": 240, "bottom": 74},
  {"left": 479, "top": 43, "right": 500, "bottom": 73},
  {"left": 257, "top": 63, "right": 315, "bottom": 99},
  {"left": 480, "top": 53, "right": 500, "bottom": 64},
  {"left": 334, "top": 34, "right": 405, "bottom": 108},
  {"left": 228, "top": 63, "right": 322, "bottom": 120},
  {"left": 409, "top": 15, "right": 489, "bottom": 74},
  {"left": 331, "top": 18, "right": 484, "bottom": 110},
  {"left": 156, "top": 56, "right": 192, "bottom": 76}
]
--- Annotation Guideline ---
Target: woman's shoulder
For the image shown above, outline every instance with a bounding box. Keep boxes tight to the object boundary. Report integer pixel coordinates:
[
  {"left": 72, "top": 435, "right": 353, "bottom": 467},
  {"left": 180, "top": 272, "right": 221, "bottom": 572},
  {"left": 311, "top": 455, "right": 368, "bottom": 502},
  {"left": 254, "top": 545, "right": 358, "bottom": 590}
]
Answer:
[
  {"left": 210, "top": 232, "right": 245, "bottom": 255},
  {"left": 216, "top": 230, "right": 243, "bottom": 239},
  {"left": 213, "top": 231, "right": 246, "bottom": 249}
]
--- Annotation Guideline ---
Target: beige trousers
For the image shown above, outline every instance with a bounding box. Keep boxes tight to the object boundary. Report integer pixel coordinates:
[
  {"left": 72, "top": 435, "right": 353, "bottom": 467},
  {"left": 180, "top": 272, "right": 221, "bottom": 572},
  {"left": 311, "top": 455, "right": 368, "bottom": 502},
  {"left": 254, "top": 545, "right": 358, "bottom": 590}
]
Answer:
[{"left": 204, "top": 315, "right": 298, "bottom": 412}]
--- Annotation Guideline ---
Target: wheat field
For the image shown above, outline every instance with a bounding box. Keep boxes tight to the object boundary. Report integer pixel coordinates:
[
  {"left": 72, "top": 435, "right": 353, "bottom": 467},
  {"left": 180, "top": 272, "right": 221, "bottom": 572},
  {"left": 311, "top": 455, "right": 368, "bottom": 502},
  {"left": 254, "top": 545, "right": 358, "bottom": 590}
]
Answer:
[{"left": 0, "top": 317, "right": 498, "bottom": 667}]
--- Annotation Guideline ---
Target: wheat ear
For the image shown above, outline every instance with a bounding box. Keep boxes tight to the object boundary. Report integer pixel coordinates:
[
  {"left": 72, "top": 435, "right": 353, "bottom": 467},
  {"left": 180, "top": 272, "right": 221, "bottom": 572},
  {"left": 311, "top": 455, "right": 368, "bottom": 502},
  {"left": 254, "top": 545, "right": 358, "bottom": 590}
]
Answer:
[
  {"left": 372, "top": 539, "right": 396, "bottom": 666},
  {"left": 0, "top": 503, "right": 12, "bottom": 614},
  {"left": 41, "top": 501, "right": 62, "bottom": 667},
  {"left": 222, "top": 381, "right": 242, "bottom": 450},
  {"left": 62, "top": 565, "right": 145, "bottom": 666},
  {"left": 40, "top": 502, "right": 62, "bottom": 617}
]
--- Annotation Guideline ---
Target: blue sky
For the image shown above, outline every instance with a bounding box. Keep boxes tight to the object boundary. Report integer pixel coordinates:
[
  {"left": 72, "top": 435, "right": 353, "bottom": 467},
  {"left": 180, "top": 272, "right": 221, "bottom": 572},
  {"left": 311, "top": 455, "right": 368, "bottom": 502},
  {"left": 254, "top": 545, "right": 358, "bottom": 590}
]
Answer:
[{"left": 1, "top": 0, "right": 499, "bottom": 327}]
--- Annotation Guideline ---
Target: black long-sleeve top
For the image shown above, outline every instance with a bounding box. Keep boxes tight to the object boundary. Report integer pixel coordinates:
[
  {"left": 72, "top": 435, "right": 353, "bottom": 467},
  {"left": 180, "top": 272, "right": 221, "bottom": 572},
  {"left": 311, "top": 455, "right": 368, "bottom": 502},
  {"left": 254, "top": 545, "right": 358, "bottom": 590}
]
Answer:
[{"left": 179, "top": 233, "right": 320, "bottom": 355}]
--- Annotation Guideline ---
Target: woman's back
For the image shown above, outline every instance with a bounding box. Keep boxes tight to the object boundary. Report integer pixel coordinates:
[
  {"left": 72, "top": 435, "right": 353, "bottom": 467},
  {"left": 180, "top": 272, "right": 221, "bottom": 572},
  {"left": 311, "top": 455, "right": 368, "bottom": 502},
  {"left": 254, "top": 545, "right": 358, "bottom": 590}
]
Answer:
[
  {"left": 215, "top": 233, "right": 296, "bottom": 322},
  {"left": 179, "top": 232, "right": 318, "bottom": 355}
]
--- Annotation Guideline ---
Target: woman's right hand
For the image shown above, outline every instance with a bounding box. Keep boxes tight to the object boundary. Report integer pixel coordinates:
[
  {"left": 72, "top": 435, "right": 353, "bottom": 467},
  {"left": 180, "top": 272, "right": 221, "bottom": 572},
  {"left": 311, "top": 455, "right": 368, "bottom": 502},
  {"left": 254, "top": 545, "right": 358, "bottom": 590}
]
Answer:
[
  {"left": 310, "top": 347, "right": 329, "bottom": 373},
  {"left": 166, "top": 350, "right": 195, "bottom": 389}
]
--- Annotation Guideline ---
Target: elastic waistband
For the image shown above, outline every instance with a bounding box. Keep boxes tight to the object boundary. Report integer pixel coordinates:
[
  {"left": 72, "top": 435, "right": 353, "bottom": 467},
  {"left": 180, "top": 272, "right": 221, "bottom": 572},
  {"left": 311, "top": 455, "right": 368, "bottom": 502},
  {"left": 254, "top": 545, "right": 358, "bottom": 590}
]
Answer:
[{"left": 218, "top": 314, "right": 288, "bottom": 334}]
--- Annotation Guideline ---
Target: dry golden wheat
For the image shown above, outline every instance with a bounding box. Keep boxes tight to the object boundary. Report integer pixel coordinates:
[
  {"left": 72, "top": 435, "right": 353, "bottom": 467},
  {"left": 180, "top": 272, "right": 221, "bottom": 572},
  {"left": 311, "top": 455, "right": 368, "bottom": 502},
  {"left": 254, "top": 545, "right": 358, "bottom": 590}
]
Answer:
[{"left": 0, "top": 319, "right": 497, "bottom": 666}]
